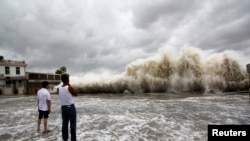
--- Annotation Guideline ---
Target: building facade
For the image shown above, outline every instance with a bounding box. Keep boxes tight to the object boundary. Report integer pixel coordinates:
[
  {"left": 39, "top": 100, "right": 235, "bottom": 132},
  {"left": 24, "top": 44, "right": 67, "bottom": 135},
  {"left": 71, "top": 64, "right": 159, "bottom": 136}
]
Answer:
[
  {"left": 26, "top": 72, "right": 61, "bottom": 94},
  {"left": 0, "top": 59, "right": 61, "bottom": 95},
  {"left": 247, "top": 64, "right": 250, "bottom": 98},
  {"left": 0, "top": 59, "right": 27, "bottom": 94}
]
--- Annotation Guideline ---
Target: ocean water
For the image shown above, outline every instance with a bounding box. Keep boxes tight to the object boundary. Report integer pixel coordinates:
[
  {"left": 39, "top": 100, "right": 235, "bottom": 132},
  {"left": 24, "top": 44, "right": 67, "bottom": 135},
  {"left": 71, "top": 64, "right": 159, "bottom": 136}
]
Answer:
[{"left": 0, "top": 92, "right": 250, "bottom": 141}]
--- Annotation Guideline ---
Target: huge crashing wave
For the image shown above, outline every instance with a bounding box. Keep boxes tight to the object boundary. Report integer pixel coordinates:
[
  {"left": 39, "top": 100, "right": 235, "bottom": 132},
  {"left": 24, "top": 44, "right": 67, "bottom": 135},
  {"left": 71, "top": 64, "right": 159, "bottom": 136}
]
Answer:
[{"left": 74, "top": 47, "right": 249, "bottom": 94}]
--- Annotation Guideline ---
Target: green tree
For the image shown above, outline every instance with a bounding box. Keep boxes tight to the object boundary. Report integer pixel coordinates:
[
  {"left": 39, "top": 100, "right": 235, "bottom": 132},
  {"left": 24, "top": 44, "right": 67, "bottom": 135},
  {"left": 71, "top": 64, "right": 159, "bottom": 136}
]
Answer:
[
  {"left": 0, "top": 55, "right": 3, "bottom": 61},
  {"left": 55, "top": 66, "right": 67, "bottom": 74}
]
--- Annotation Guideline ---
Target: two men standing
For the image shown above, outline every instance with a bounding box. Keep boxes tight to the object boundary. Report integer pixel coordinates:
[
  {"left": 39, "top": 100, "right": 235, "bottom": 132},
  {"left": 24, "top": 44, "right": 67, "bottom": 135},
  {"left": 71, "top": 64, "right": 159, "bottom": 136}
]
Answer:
[{"left": 37, "top": 74, "right": 77, "bottom": 141}]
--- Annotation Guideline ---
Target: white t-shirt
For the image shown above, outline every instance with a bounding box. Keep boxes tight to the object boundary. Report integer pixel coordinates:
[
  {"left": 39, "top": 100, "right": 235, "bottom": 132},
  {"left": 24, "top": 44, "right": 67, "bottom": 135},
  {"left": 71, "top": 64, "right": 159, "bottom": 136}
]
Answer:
[
  {"left": 37, "top": 88, "right": 51, "bottom": 111},
  {"left": 58, "top": 85, "right": 74, "bottom": 106}
]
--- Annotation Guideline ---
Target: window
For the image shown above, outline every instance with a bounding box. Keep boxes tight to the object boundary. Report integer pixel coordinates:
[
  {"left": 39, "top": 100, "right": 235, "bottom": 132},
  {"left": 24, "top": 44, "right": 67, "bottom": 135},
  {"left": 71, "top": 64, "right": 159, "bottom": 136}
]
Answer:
[
  {"left": 18, "top": 80, "right": 23, "bottom": 86},
  {"left": 6, "top": 80, "right": 11, "bottom": 87},
  {"left": 5, "top": 67, "right": 10, "bottom": 75},
  {"left": 16, "top": 67, "right": 20, "bottom": 75},
  {"left": 6, "top": 80, "right": 11, "bottom": 84}
]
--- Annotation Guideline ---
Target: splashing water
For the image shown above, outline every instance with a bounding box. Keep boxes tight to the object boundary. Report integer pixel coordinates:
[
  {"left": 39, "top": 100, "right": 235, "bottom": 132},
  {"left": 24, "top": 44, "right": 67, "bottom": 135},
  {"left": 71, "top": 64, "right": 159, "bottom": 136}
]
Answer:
[
  {"left": 75, "top": 47, "right": 248, "bottom": 94},
  {"left": 0, "top": 93, "right": 250, "bottom": 141}
]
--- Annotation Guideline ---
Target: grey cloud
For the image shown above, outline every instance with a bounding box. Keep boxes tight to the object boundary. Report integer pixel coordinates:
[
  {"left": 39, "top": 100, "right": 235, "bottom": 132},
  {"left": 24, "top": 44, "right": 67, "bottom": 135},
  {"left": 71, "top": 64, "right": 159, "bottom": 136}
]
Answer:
[
  {"left": 190, "top": 0, "right": 250, "bottom": 50},
  {"left": 131, "top": 0, "right": 200, "bottom": 29},
  {"left": 0, "top": 0, "right": 249, "bottom": 76}
]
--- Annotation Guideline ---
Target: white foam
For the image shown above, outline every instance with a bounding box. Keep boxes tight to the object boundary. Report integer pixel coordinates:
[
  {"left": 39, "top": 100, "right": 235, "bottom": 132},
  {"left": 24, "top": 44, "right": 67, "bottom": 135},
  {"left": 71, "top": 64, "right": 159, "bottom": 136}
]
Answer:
[{"left": 0, "top": 94, "right": 250, "bottom": 140}]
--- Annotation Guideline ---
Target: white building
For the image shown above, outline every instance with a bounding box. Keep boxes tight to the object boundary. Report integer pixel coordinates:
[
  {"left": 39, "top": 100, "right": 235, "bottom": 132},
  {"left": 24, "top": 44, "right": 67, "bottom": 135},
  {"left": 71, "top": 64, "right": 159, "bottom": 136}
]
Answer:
[{"left": 0, "top": 59, "right": 27, "bottom": 94}]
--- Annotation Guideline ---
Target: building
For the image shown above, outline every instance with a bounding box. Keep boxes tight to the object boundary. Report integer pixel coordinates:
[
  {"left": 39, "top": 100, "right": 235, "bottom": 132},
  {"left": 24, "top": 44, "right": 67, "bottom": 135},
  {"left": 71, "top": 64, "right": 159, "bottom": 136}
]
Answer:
[
  {"left": 0, "top": 59, "right": 27, "bottom": 94},
  {"left": 26, "top": 72, "right": 61, "bottom": 94},
  {"left": 247, "top": 64, "right": 250, "bottom": 98},
  {"left": 0, "top": 58, "right": 61, "bottom": 95}
]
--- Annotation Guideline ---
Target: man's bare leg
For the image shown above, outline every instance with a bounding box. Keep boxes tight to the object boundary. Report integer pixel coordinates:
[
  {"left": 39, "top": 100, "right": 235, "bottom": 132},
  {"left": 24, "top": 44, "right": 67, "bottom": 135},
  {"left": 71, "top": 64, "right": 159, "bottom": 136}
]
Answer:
[
  {"left": 37, "top": 119, "right": 41, "bottom": 132},
  {"left": 43, "top": 118, "right": 48, "bottom": 133}
]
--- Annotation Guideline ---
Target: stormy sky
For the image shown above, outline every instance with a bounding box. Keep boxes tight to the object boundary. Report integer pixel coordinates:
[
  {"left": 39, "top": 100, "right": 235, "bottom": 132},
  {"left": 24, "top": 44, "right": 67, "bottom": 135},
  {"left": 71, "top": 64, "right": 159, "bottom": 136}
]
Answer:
[{"left": 0, "top": 0, "right": 250, "bottom": 78}]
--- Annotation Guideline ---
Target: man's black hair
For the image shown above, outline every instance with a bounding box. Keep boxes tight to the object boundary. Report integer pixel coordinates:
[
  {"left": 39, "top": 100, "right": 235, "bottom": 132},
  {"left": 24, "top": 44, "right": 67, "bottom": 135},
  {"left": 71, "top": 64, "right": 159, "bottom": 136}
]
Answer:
[
  {"left": 61, "top": 73, "right": 69, "bottom": 83},
  {"left": 42, "top": 81, "right": 49, "bottom": 88}
]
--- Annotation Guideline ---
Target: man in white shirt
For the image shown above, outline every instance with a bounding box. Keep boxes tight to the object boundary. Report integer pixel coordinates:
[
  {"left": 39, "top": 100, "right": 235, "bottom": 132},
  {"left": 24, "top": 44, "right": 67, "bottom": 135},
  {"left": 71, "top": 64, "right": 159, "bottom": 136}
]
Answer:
[{"left": 37, "top": 81, "right": 51, "bottom": 133}]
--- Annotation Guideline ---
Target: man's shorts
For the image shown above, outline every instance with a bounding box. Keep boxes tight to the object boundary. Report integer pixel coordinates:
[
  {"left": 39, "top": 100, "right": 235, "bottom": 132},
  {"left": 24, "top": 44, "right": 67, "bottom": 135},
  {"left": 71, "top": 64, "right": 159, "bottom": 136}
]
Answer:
[{"left": 38, "top": 110, "right": 49, "bottom": 119}]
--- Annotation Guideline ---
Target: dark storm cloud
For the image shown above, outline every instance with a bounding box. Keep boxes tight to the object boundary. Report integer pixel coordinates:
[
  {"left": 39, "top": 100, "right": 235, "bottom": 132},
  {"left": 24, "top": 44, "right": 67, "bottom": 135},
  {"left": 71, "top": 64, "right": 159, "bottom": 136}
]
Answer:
[{"left": 0, "top": 0, "right": 249, "bottom": 76}]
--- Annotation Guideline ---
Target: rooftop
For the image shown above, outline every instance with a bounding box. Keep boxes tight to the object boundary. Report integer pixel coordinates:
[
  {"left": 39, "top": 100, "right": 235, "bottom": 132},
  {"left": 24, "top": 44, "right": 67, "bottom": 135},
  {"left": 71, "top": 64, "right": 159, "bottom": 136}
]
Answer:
[{"left": 0, "top": 59, "right": 27, "bottom": 67}]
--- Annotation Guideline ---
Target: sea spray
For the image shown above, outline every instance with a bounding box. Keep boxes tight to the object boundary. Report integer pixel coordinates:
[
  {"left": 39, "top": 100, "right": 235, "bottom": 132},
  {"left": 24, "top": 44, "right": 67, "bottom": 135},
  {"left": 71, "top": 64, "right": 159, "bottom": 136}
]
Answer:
[{"left": 74, "top": 46, "right": 248, "bottom": 94}]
